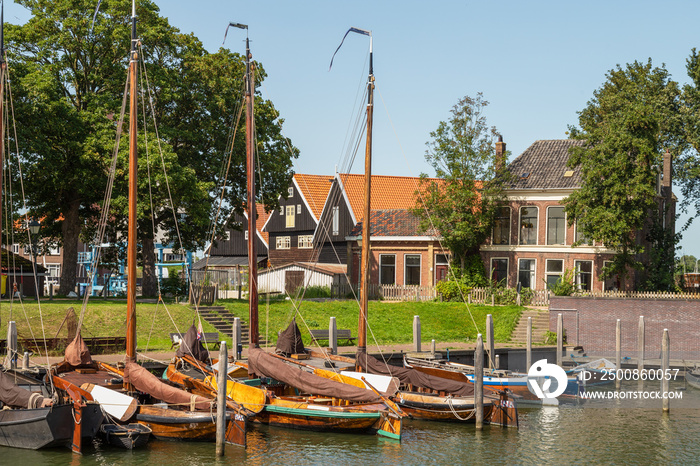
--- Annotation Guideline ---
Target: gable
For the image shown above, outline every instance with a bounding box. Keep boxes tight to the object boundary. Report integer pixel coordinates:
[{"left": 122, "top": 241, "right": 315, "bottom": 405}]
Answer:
[{"left": 507, "top": 139, "right": 584, "bottom": 190}]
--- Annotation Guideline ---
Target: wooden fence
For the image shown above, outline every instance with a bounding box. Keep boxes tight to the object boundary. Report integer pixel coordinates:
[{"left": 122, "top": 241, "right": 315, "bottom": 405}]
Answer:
[
  {"left": 330, "top": 283, "right": 436, "bottom": 301},
  {"left": 190, "top": 285, "right": 216, "bottom": 306}
]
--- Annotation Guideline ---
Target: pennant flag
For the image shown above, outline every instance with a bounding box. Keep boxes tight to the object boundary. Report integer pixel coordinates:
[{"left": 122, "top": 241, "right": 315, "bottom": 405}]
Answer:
[{"left": 329, "top": 27, "right": 371, "bottom": 71}]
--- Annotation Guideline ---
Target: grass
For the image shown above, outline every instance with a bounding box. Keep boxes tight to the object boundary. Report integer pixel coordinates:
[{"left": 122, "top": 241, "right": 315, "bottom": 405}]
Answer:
[{"left": 218, "top": 298, "right": 523, "bottom": 346}]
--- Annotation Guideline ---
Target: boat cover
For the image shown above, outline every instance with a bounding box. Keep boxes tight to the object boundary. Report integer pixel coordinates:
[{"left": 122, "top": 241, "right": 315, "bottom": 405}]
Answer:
[
  {"left": 248, "top": 348, "right": 383, "bottom": 402},
  {"left": 64, "top": 331, "right": 93, "bottom": 367},
  {"left": 0, "top": 371, "right": 48, "bottom": 409},
  {"left": 356, "top": 349, "right": 474, "bottom": 397},
  {"left": 275, "top": 319, "right": 306, "bottom": 355},
  {"left": 124, "top": 362, "right": 212, "bottom": 411},
  {"left": 175, "top": 324, "right": 210, "bottom": 363}
]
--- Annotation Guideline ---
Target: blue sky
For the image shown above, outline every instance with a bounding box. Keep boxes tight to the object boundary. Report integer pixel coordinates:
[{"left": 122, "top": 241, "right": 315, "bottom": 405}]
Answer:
[{"left": 5, "top": 0, "right": 700, "bottom": 257}]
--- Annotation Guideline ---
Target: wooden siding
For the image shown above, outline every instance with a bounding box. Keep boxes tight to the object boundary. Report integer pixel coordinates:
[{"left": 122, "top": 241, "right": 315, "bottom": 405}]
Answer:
[
  {"left": 264, "top": 186, "right": 318, "bottom": 233},
  {"left": 258, "top": 265, "right": 345, "bottom": 294},
  {"left": 268, "top": 231, "right": 318, "bottom": 266},
  {"left": 209, "top": 213, "right": 268, "bottom": 257},
  {"left": 316, "top": 182, "right": 356, "bottom": 244}
]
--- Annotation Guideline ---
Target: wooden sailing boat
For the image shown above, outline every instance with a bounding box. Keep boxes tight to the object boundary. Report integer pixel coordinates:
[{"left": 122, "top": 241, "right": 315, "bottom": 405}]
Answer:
[{"left": 166, "top": 25, "right": 402, "bottom": 439}]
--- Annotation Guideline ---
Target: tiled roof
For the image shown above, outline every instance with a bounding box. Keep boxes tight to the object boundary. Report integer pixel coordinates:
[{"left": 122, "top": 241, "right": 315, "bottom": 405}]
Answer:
[
  {"left": 339, "top": 174, "right": 442, "bottom": 222},
  {"left": 349, "top": 209, "right": 426, "bottom": 237},
  {"left": 255, "top": 204, "right": 271, "bottom": 244},
  {"left": 507, "top": 139, "right": 584, "bottom": 190},
  {"left": 294, "top": 174, "right": 333, "bottom": 220}
]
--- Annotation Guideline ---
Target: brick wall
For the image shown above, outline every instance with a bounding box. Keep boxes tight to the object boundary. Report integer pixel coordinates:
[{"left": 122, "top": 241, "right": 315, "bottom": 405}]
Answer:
[{"left": 549, "top": 296, "right": 700, "bottom": 360}]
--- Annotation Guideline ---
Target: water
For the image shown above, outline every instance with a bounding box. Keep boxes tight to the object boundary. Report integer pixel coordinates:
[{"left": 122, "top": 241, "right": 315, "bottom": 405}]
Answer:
[{"left": 4, "top": 382, "right": 700, "bottom": 465}]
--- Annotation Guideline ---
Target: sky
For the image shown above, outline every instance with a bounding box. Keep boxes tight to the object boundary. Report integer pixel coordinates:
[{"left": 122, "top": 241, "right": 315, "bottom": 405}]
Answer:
[{"left": 4, "top": 0, "right": 700, "bottom": 257}]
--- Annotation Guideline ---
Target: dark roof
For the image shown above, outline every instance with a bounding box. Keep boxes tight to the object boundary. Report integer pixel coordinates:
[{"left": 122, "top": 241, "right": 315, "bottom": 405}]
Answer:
[
  {"left": 0, "top": 248, "right": 47, "bottom": 273},
  {"left": 349, "top": 209, "right": 425, "bottom": 237},
  {"left": 259, "top": 262, "right": 347, "bottom": 276},
  {"left": 192, "top": 256, "right": 266, "bottom": 269},
  {"left": 507, "top": 139, "right": 584, "bottom": 190}
]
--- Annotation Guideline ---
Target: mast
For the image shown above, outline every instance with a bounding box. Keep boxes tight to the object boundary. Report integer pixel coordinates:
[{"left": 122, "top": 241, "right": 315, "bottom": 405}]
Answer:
[
  {"left": 245, "top": 36, "right": 258, "bottom": 348},
  {"left": 358, "top": 34, "right": 373, "bottom": 352},
  {"left": 125, "top": 0, "right": 138, "bottom": 371},
  {"left": 0, "top": 1, "right": 5, "bottom": 271}
]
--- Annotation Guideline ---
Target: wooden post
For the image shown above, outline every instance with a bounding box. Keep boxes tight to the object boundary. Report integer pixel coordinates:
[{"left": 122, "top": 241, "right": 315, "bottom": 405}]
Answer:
[
  {"left": 329, "top": 317, "right": 338, "bottom": 355},
  {"left": 232, "top": 317, "right": 241, "bottom": 361},
  {"left": 413, "top": 315, "right": 421, "bottom": 352},
  {"left": 638, "top": 316, "right": 645, "bottom": 372},
  {"left": 236, "top": 265, "right": 242, "bottom": 299},
  {"left": 475, "top": 333, "right": 484, "bottom": 430},
  {"left": 615, "top": 319, "right": 621, "bottom": 391},
  {"left": 556, "top": 313, "right": 563, "bottom": 367},
  {"left": 216, "top": 341, "right": 228, "bottom": 457},
  {"left": 486, "top": 314, "right": 494, "bottom": 369},
  {"left": 491, "top": 294, "right": 495, "bottom": 307},
  {"left": 661, "top": 328, "right": 670, "bottom": 413},
  {"left": 431, "top": 339, "right": 436, "bottom": 356},
  {"left": 6, "top": 321, "right": 16, "bottom": 369},
  {"left": 495, "top": 354, "right": 500, "bottom": 370},
  {"left": 526, "top": 316, "right": 532, "bottom": 372},
  {"left": 22, "top": 352, "right": 29, "bottom": 371}
]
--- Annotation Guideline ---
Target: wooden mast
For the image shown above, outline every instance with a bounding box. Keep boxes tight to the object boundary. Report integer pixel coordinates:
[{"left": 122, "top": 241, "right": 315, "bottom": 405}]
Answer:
[
  {"left": 358, "top": 34, "right": 374, "bottom": 352},
  {"left": 244, "top": 35, "right": 258, "bottom": 349},
  {"left": 0, "top": 1, "right": 5, "bottom": 269},
  {"left": 125, "top": 0, "right": 138, "bottom": 373}
]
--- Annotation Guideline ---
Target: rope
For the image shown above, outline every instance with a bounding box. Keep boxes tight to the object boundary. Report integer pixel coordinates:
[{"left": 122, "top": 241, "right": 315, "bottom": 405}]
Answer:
[{"left": 446, "top": 394, "right": 476, "bottom": 421}]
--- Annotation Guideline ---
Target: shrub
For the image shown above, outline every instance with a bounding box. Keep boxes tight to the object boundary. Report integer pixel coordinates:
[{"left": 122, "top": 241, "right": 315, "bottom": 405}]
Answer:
[
  {"left": 161, "top": 267, "right": 188, "bottom": 297},
  {"left": 547, "top": 269, "right": 577, "bottom": 296},
  {"left": 436, "top": 279, "right": 472, "bottom": 302}
]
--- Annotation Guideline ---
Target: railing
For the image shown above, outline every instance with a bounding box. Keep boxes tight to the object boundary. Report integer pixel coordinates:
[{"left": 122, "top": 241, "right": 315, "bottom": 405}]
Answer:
[{"left": 330, "top": 283, "right": 436, "bottom": 301}]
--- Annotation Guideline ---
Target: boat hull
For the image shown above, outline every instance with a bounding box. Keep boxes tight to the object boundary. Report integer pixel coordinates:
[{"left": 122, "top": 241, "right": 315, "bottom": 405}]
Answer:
[
  {"left": 395, "top": 391, "right": 517, "bottom": 427},
  {"left": 135, "top": 405, "right": 222, "bottom": 441},
  {"left": 687, "top": 371, "right": 700, "bottom": 390},
  {"left": 99, "top": 423, "right": 152, "bottom": 449}
]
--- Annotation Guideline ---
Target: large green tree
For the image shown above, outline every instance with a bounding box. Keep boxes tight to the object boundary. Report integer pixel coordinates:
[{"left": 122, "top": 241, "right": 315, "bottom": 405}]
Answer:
[
  {"left": 565, "top": 59, "right": 682, "bottom": 289},
  {"left": 678, "top": 49, "right": 700, "bottom": 229},
  {"left": 6, "top": 0, "right": 297, "bottom": 295},
  {"left": 413, "top": 94, "right": 507, "bottom": 279}
]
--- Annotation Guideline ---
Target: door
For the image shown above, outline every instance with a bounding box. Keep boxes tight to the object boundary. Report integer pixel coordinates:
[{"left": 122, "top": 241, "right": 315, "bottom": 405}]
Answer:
[{"left": 285, "top": 270, "right": 304, "bottom": 295}]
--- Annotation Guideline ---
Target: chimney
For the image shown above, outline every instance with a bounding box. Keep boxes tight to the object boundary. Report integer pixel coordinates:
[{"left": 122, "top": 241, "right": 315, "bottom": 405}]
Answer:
[
  {"left": 662, "top": 149, "right": 671, "bottom": 188},
  {"left": 495, "top": 134, "right": 506, "bottom": 173}
]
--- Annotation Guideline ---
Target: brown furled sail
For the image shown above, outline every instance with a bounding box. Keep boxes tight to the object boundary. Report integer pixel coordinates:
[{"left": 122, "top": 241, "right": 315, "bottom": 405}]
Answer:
[
  {"left": 0, "top": 371, "right": 49, "bottom": 409},
  {"left": 356, "top": 349, "right": 474, "bottom": 397},
  {"left": 124, "top": 362, "right": 212, "bottom": 411},
  {"left": 275, "top": 319, "right": 306, "bottom": 356},
  {"left": 248, "top": 348, "right": 384, "bottom": 402},
  {"left": 175, "top": 325, "right": 210, "bottom": 363},
  {"left": 64, "top": 331, "right": 93, "bottom": 367}
]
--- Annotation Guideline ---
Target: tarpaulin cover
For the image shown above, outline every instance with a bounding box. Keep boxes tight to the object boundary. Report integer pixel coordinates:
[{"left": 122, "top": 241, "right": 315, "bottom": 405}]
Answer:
[
  {"left": 124, "top": 362, "right": 212, "bottom": 411},
  {"left": 175, "top": 324, "right": 210, "bottom": 363},
  {"left": 275, "top": 319, "right": 306, "bottom": 355},
  {"left": 64, "top": 331, "right": 93, "bottom": 367},
  {"left": 0, "top": 371, "right": 47, "bottom": 409}
]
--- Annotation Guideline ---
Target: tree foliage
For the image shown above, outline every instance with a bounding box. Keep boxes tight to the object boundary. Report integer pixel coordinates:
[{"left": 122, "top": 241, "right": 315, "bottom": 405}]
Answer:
[
  {"left": 6, "top": 0, "right": 297, "bottom": 294},
  {"left": 564, "top": 60, "right": 682, "bottom": 289},
  {"left": 413, "top": 94, "right": 507, "bottom": 277},
  {"left": 678, "top": 49, "right": 700, "bottom": 227}
]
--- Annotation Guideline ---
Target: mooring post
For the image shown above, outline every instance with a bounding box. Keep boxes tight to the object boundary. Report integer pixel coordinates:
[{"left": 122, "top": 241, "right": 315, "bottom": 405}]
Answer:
[
  {"left": 475, "top": 333, "right": 484, "bottom": 429},
  {"left": 638, "top": 316, "right": 645, "bottom": 372},
  {"left": 6, "top": 321, "right": 17, "bottom": 369},
  {"left": 526, "top": 316, "right": 532, "bottom": 372},
  {"left": 413, "top": 315, "right": 421, "bottom": 352},
  {"left": 22, "top": 352, "right": 29, "bottom": 371},
  {"left": 216, "top": 341, "right": 228, "bottom": 456},
  {"left": 661, "top": 328, "right": 670, "bottom": 413},
  {"left": 329, "top": 317, "right": 338, "bottom": 355},
  {"left": 495, "top": 354, "right": 500, "bottom": 370},
  {"left": 232, "top": 317, "right": 241, "bottom": 361},
  {"left": 616, "top": 319, "right": 621, "bottom": 391},
  {"left": 486, "top": 314, "right": 494, "bottom": 369},
  {"left": 431, "top": 339, "right": 436, "bottom": 356},
  {"left": 491, "top": 294, "right": 495, "bottom": 307},
  {"left": 556, "top": 313, "right": 563, "bottom": 367}
]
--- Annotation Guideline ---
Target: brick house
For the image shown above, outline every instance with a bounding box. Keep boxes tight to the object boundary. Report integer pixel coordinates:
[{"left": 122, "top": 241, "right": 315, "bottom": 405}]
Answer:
[{"left": 480, "top": 139, "right": 676, "bottom": 292}]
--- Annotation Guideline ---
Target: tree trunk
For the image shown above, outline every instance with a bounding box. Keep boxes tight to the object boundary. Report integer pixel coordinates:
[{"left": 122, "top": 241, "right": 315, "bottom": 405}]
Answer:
[
  {"left": 141, "top": 234, "right": 158, "bottom": 297},
  {"left": 59, "top": 200, "right": 81, "bottom": 296}
]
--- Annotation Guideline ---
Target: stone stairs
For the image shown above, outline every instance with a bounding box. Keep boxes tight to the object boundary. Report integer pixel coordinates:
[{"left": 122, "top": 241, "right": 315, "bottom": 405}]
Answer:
[
  {"left": 196, "top": 306, "right": 267, "bottom": 346},
  {"left": 510, "top": 309, "right": 551, "bottom": 345}
]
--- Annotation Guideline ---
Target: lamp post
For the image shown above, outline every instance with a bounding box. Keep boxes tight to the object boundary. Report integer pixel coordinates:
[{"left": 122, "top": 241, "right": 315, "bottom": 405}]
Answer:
[{"left": 28, "top": 219, "right": 40, "bottom": 298}]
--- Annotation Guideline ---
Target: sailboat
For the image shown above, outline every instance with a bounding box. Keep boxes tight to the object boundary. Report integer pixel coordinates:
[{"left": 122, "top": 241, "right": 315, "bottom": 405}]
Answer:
[
  {"left": 166, "top": 24, "right": 402, "bottom": 439},
  {"left": 50, "top": 1, "right": 249, "bottom": 446},
  {"left": 0, "top": 1, "right": 104, "bottom": 451}
]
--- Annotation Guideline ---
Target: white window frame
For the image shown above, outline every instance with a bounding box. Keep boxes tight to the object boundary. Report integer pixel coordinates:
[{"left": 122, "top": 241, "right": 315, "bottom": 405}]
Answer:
[
  {"left": 379, "top": 254, "right": 396, "bottom": 285},
  {"left": 517, "top": 258, "right": 537, "bottom": 290},
  {"left": 288, "top": 187, "right": 294, "bottom": 197},
  {"left": 244, "top": 230, "right": 249, "bottom": 241},
  {"left": 276, "top": 236, "right": 291, "bottom": 249},
  {"left": 224, "top": 231, "right": 231, "bottom": 241},
  {"left": 279, "top": 205, "right": 284, "bottom": 215},
  {"left": 297, "top": 204, "right": 302, "bottom": 214},
  {"left": 298, "top": 235, "right": 313, "bottom": 249},
  {"left": 574, "top": 221, "right": 591, "bottom": 245},
  {"left": 575, "top": 260, "right": 593, "bottom": 291},
  {"left": 11, "top": 244, "right": 19, "bottom": 254},
  {"left": 519, "top": 206, "right": 539, "bottom": 245},
  {"left": 490, "top": 257, "right": 509, "bottom": 285},
  {"left": 48, "top": 246, "right": 60, "bottom": 255},
  {"left": 404, "top": 254, "right": 422, "bottom": 286},
  {"left": 332, "top": 206, "right": 339, "bottom": 236},
  {"left": 285, "top": 205, "right": 295, "bottom": 228},
  {"left": 545, "top": 259, "right": 564, "bottom": 289},
  {"left": 546, "top": 206, "right": 566, "bottom": 245},
  {"left": 492, "top": 206, "right": 511, "bottom": 245}
]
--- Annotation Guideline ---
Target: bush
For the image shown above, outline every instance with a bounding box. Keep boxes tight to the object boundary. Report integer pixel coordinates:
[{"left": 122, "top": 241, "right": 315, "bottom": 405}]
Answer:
[
  {"left": 161, "top": 267, "right": 188, "bottom": 297},
  {"left": 547, "top": 269, "right": 577, "bottom": 296},
  {"left": 436, "top": 279, "right": 472, "bottom": 302}
]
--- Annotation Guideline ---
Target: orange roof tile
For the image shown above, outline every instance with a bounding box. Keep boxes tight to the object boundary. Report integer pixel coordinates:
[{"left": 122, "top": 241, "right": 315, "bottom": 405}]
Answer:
[
  {"left": 294, "top": 174, "right": 333, "bottom": 221},
  {"left": 254, "top": 204, "right": 270, "bottom": 244}
]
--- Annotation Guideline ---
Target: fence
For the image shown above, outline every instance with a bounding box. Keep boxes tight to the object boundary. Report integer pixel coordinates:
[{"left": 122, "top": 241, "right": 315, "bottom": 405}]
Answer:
[
  {"left": 468, "top": 287, "right": 550, "bottom": 306},
  {"left": 330, "top": 283, "right": 436, "bottom": 301},
  {"left": 577, "top": 290, "right": 700, "bottom": 300},
  {"left": 190, "top": 285, "right": 216, "bottom": 306}
]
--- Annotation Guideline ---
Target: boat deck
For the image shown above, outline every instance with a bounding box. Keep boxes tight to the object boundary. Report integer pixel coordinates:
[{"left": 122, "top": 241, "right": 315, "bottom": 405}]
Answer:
[{"left": 57, "top": 369, "right": 122, "bottom": 390}]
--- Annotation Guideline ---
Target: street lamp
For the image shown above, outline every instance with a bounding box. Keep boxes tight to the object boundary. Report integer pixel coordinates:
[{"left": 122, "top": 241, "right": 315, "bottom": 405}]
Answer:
[{"left": 28, "top": 219, "right": 40, "bottom": 298}]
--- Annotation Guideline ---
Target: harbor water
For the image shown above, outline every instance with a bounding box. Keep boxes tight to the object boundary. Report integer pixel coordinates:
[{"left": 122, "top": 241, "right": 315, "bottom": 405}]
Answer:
[{"left": 2, "top": 380, "right": 699, "bottom": 465}]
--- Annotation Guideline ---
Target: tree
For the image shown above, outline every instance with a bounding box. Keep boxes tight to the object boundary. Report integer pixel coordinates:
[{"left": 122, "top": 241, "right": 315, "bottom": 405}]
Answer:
[
  {"left": 678, "top": 49, "right": 700, "bottom": 230},
  {"left": 413, "top": 94, "right": 507, "bottom": 279},
  {"left": 565, "top": 60, "right": 683, "bottom": 289},
  {"left": 6, "top": 0, "right": 297, "bottom": 295}
]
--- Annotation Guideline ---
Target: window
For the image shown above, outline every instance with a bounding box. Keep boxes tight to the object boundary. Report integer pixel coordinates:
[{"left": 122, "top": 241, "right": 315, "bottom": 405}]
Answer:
[
  {"left": 519, "top": 207, "right": 538, "bottom": 245},
  {"left": 244, "top": 230, "right": 249, "bottom": 241},
  {"left": 288, "top": 187, "right": 293, "bottom": 197},
  {"left": 297, "top": 204, "right": 301, "bottom": 214},
  {"left": 332, "top": 206, "right": 339, "bottom": 236},
  {"left": 405, "top": 254, "right": 421, "bottom": 285},
  {"left": 285, "top": 205, "right": 295, "bottom": 228},
  {"left": 11, "top": 244, "right": 19, "bottom": 254},
  {"left": 545, "top": 259, "right": 564, "bottom": 289},
  {"left": 379, "top": 254, "right": 395, "bottom": 285},
  {"left": 47, "top": 264, "right": 60, "bottom": 284},
  {"left": 491, "top": 258, "right": 508, "bottom": 285},
  {"left": 298, "top": 235, "right": 313, "bottom": 249},
  {"left": 575, "top": 220, "right": 591, "bottom": 245},
  {"left": 276, "top": 236, "right": 291, "bottom": 249},
  {"left": 48, "top": 246, "right": 60, "bottom": 255},
  {"left": 279, "top": 206, "right": 284, "bottom": 215},
  {"left": 518, "top": 259, "right": 536, "bottom": 289},
  {"left": 224, "top": 231, "right": 231, "bottom": 241},
  {"left": 547, "top": 207, "right": 566, "bottom": 245},
  {"left": 575, "top": 260, "right": 592, "bottom": 291},
  {"left": 493, "top": 207, "right": 511, "bottom": 245}
]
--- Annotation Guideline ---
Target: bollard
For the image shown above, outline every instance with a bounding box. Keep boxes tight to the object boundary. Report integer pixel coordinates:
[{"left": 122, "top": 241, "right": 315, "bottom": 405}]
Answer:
[
  {"left": 526, "top": 316, "right": 532, "bottom": 372},
  {"left": 6, "top": 321, "right": 17, "bottom": 369},
  {"left": 661, "top": 329, "right": 670, "bottom": 413},
  {"left": 413, "top": 315, "right": 421, "bottom": 352},
  {"left": 216, "top": 341, "right": 228, "bottom": 457},
  {"left": 329, "top": 317, "right": 338, "bottom": 356},
  {"left": 22, "top": 352, "right": 30, "bottom": 371},
  {"left": 615, "top": 319, "right": 621, "bottom": 391},
  {"left": 491, "top": 294, "right": 495, "bottom": 307},
  {"left": 431, "top": 339, "right": 436, "bottom": 356},
  {"left": 495, "top": 354, "right": 500, "bottom": 370},
  {"left": 232, "top": 318, "right": 241, "bottom": 361},
  {"left": 486, "top": 314, "right": 494, "bottom": 369},
  {"left": 556, "top": 313, "right": 563, "bottom": 367},
  {"left": 638, "top": 316, "right": 645, "bottom": 372},
  {"left": 475, "top": 334, "right": 484, "bottom": 430}
]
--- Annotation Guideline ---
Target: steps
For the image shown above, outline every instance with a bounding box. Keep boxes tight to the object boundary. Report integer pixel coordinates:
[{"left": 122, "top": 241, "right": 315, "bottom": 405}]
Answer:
[
  {"left": 195, "top": 306, "right": 267, "bottom": 346},
  {"left": 510, "top": 309, "right": 551, "bottom": 345}
]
